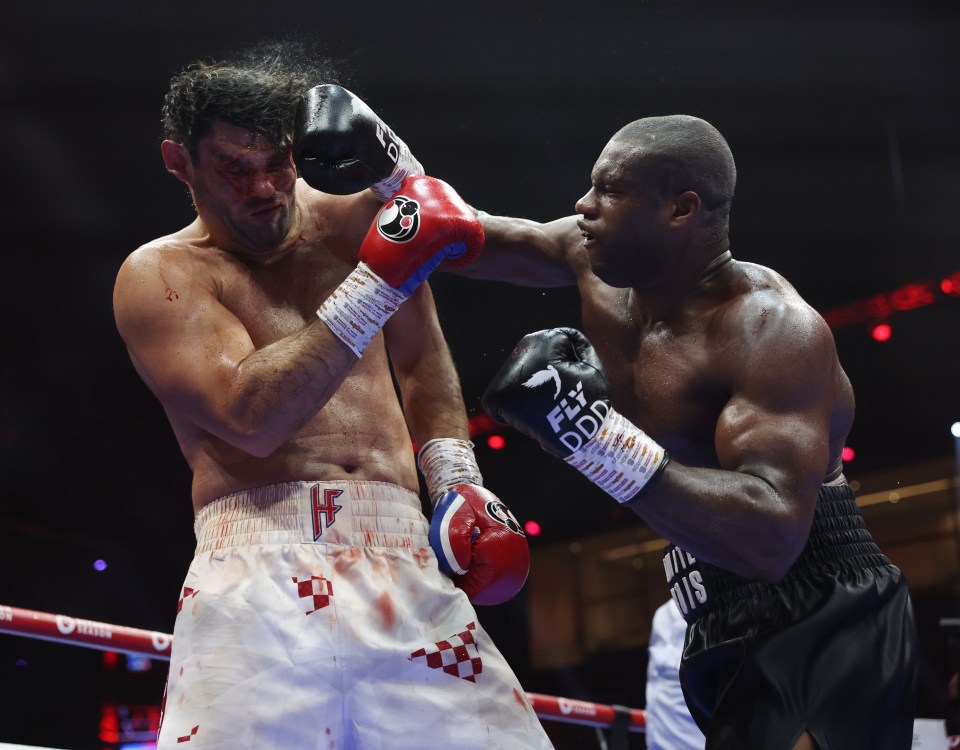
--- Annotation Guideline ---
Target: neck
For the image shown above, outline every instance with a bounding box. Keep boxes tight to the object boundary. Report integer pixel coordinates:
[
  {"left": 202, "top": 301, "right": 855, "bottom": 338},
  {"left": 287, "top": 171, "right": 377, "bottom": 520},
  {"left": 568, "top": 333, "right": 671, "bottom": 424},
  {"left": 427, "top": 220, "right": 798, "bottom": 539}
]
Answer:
[{"left": 629, "top": 247, "right": 735, "bottom": 324}]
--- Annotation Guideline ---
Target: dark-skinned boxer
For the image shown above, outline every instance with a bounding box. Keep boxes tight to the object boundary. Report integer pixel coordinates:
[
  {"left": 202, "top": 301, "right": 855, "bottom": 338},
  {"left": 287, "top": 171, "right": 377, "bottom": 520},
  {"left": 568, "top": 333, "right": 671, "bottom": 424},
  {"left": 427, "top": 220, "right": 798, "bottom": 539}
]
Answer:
[{"left": 301, "top": 90, "right": 920, "bottom": 749}]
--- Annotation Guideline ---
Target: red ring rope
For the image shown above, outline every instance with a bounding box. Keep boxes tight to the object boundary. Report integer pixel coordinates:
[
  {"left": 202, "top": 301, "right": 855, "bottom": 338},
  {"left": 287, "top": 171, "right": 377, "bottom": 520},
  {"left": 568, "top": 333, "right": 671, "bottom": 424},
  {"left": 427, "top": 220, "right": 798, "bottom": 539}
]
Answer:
[{"left": 0, "top": 604, "right": 645, "bottom": 733}]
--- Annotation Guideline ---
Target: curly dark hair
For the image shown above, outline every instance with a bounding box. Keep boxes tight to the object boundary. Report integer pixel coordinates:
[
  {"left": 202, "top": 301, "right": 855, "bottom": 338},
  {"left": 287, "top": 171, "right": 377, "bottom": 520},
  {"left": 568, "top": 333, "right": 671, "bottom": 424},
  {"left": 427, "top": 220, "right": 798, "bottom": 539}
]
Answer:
[{"left": 162, "top": 40, "right": 344, "bottom": 163}]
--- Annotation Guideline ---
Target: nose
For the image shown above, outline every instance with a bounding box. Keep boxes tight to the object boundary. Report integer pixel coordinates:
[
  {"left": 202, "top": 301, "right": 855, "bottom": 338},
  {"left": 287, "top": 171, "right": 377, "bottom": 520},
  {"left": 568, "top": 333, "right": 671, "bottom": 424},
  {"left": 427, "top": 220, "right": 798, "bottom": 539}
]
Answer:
[
  {"left": 575, "top": 187, "right": 596, "bottom": 217},
  {"left": 249, "top": 171, "right": 277, "bottom": 199}
]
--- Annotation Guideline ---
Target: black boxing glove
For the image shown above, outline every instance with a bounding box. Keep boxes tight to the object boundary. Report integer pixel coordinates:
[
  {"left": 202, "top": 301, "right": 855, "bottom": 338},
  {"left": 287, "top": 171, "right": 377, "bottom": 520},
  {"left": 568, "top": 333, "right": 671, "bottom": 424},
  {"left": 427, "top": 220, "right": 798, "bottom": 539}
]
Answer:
[
  {"left": 294, "top": 84, "right": 423, "bottom": 201},
  {"left": 483, "top": 328, "right": 669, "bottom": 502},
  {"left": 483, "top": 328, "right": 609, "bottom": 458}
]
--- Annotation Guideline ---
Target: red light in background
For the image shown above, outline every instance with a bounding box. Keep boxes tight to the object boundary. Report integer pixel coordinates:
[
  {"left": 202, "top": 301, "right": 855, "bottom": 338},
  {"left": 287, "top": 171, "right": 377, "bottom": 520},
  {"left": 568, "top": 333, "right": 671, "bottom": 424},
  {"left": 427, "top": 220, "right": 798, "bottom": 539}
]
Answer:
[
  {"left": 524, "top": 520, "right": 541, "bottom": 536},
  {"left": 889, "top": 283, "right": 935, "bottom": 311},
  {"left": 871, "top": 323, "right": 892, "bottom": 342},
  {"left": 841, "top": 446, "right": 855, "bottom": 462},
  {"left": 941, "top": 274, "right": 960, "bottom": 296},
  {"left": 99, "top": 703, "right": 120, "bottom": 743},
  {"left": 487, "top": 435, "right": 505, "bottom": 450},
  {"left": 820, "top": 269, "right": 959, "bottom": 329},
  {"left": 468, "top": 413, "right": 497, "bottom": 436}
]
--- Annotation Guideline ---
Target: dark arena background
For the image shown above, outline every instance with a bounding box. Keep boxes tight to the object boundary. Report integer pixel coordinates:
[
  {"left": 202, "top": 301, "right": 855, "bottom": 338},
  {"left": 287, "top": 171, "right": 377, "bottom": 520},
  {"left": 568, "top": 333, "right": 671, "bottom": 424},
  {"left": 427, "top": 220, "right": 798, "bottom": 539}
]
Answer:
[{"left": 2, "top": 2, "right": 959, "bottom": 748}]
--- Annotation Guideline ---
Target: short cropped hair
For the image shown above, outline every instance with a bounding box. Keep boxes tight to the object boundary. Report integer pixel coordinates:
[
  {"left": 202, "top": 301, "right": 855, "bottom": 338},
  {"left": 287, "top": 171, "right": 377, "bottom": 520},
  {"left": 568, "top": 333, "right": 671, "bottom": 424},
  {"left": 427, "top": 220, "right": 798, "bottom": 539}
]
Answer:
[
  {"left": 615, "top": 115, "right": 737, "bottom": 225},
  {"left": 162, "top": 41, "right": 343, "bottom": 163}
]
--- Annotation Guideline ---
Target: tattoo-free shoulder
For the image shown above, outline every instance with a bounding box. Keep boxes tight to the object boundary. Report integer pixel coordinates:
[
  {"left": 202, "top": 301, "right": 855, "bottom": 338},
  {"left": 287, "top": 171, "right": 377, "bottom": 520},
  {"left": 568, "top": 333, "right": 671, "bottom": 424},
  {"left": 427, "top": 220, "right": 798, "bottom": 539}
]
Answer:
[{"left": 711, "top": 260, "right": 838, "bottom": 383}]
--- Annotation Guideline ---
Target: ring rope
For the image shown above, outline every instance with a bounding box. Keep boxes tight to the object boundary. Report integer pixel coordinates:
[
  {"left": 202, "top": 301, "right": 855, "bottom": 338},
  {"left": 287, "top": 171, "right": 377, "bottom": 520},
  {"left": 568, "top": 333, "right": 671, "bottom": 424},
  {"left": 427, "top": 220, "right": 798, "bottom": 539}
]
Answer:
[{"left": 0, "top": 604, "right": 645, "bottom": 733}]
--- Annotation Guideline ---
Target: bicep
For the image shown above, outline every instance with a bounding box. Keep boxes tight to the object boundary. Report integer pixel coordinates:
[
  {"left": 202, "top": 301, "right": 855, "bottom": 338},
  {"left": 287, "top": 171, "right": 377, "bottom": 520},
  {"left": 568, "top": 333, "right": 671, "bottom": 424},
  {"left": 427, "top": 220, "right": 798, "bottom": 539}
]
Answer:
[
  {"left": 714, "top": 329, "right": 835, "bottom": 502},
  {"left": 716, "top": 395, "right": 829, "bottom": 498},
  {"left": 114, "top": 254, "right": 254, "bottom": 421},
  {"left": 450, "top": 213, "right": 579, "bottom": 287}
]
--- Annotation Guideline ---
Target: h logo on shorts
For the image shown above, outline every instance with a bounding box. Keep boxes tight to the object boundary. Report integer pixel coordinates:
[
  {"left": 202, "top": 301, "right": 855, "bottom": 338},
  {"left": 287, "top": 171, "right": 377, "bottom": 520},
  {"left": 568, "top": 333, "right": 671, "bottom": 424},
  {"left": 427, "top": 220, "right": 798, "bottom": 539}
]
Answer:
[{"left": 311, "top": 486, "right": 343, "bottom": 541}]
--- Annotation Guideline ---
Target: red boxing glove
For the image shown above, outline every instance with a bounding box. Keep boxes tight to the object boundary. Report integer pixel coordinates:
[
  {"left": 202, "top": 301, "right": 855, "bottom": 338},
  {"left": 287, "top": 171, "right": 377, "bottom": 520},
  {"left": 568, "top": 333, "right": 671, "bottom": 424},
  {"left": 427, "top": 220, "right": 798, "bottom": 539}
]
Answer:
[
  {"left": 318, "top": 175, "right": 483, "bottom": 357},
  {"left": 359, "top": 174, "right": 484, "bottom": 295},
  {"left": 429, "top": 484, "right": 531, "bottom": 606}
]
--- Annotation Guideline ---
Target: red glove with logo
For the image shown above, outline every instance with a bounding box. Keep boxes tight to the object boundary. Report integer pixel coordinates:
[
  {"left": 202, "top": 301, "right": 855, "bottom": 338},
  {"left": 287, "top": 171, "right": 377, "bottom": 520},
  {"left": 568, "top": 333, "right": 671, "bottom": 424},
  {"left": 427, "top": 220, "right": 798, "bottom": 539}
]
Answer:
[
  {"left": 429, "top": 484, "right": 531, "bottom": 606},
  {"left": 359, "top": 174, "right": 483, "bottom": 294},
  {"left": 317, "top": 175, "right": 483, "bottom": 357}
]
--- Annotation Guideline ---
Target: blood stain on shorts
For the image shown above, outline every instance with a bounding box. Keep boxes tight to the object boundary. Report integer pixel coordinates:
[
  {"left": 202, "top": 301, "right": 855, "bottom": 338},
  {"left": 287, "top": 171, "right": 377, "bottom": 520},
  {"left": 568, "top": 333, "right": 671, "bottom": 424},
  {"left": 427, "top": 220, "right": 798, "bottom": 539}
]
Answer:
[
  {"left": 377, "top": 591, "right": 396, "bottom": 629},
  {"left": 412, "top": 547, "right": 432, "bottom": 570},
  {"left": 333, "top": 547, "right": 361, "bottom": 575}
]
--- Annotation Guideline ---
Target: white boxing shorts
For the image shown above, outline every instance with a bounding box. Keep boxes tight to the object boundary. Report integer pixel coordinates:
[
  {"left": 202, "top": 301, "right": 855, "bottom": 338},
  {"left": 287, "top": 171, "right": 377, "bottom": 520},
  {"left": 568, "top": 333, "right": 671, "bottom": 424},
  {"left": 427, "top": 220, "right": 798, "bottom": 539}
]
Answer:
[{"left": 157, "top": 480, "right": 553, "bottom": 750}]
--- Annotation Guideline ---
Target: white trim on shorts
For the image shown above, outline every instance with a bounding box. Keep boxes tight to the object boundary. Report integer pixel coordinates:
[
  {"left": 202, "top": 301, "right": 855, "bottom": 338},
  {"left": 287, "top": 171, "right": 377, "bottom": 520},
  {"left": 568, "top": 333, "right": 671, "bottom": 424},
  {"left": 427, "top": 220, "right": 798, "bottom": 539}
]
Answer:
[{"left": 193, "top": 480, "right": 428, "bottom": 553}]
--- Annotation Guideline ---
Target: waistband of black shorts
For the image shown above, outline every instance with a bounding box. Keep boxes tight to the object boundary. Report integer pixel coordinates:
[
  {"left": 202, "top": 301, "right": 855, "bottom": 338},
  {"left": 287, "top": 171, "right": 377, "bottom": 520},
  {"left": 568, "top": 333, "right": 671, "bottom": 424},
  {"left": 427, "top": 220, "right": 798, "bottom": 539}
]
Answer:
[{"left": 689, "top": 484, "right": 892, "bottom": 611}]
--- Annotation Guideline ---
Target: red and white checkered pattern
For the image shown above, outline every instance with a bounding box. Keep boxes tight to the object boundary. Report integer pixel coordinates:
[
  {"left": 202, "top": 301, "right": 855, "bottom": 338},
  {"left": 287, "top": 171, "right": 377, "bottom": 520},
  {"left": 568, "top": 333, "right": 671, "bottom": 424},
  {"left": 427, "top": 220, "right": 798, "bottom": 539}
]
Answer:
[
  {"left": 176, "top": 587, "right": 199, "bottom": 615},
  {"left": 293, "top": 575, "right": 333, "bottom": 615},
  {"left": 177, "top": 724, "right": 200, "bottom": 743},
  {"left": 410, "top": 622, "right": 483, "bottom": 682}
]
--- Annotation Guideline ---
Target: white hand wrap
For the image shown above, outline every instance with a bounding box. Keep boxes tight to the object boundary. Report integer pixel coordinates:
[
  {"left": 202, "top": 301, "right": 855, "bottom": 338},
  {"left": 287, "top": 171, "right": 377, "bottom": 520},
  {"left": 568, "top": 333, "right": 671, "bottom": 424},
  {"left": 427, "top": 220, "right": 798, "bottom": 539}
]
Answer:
[
  {"left": 317, "top": 262, "right": 408, "bottom": 358},
  {"left": 564, "top": 406, "right": 668, "bottom": 503},
  {"left": 417, "top": 438, "right": 483, "bottom": 506},
  {"left": 371, "top": 139, "right": 424, "bottom": 202}
]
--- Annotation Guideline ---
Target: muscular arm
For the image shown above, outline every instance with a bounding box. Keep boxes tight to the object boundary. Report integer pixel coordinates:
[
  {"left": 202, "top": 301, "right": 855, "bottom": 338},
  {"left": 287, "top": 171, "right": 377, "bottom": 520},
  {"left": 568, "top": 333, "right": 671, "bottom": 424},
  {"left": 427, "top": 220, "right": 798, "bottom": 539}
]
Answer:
[
  {"left": 384, "top": 281, "right": 470, "bottom": 444},
  {"left": 447, "top": 213, "right": 581, "bottom": 287},
  {"left": 628, "top": 303, "right": 838, "bottom": 583},
  {"left": 113, "top": 244, "right": 358, "bottom": 459}
]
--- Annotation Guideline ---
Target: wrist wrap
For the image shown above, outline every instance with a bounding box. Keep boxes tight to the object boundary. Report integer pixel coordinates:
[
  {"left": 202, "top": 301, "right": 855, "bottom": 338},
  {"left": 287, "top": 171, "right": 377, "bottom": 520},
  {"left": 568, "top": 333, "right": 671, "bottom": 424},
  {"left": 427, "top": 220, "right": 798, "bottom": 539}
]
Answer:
[
  {"left": 564, "top": 406, "right": 669, "bottom": 503},
  {"left": 371, "top": 141, "right": 424, "bottom": 202},
  {"left": 317, "top": 262, "right": 408, "bottom": 357},
  {"left": 417, "top": 438, "right": 483, "bottom": 505}
]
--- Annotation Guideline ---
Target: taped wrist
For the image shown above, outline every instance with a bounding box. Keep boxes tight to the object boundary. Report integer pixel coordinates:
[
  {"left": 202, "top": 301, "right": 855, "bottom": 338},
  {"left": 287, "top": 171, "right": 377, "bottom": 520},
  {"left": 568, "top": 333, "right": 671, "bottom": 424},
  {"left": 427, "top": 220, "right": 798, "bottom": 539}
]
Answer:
[
  {"left": 371, "top": 138, "right": 424, "bottom": 202},
  {"left": 317, "top": 262, "right": 408, "bottom": 358},
  {"left": 417, "top": 438, "right": 483, "bottom": 506},
  {"left": 564, "top": 406, "right": 669, "bottom": 503}
]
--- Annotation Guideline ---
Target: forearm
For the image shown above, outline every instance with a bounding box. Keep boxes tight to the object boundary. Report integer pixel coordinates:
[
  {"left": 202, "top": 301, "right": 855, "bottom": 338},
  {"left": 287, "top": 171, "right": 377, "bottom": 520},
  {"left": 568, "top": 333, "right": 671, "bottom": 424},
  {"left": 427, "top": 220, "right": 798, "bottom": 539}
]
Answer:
[
  {"left": 384, "top": 279, "right": 471, "bottom": 446},
  {"left": 215, "top": 319, "right": 357, "bottom": 457},
  {"left": 448, "top": 213, "right": 578, "bottom": 287},
  {"left": 393, "top": 338, "right": 470, "bottom": 446},
  {"left": 482, "top": 327, "right": 817, "bottom": 583},
  {"left": 628, "top": 462, "right": 812, "bottom": 582}
]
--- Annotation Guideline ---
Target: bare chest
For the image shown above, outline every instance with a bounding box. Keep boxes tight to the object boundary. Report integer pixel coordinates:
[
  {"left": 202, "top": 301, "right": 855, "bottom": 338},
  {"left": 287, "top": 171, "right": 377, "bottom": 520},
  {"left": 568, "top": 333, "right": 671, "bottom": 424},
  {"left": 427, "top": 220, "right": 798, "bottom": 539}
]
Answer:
[
  {"left": 217, "top": 244, "right": 354, "bottom": 348},
  {"left": 581, "top": 288, "right": 729, "bottom": 463}
]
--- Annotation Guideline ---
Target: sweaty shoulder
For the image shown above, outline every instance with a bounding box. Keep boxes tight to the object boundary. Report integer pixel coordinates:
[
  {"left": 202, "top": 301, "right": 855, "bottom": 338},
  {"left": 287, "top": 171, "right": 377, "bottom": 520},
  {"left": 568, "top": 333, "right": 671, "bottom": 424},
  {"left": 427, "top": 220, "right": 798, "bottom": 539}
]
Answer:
[
  {"left": 709, "top": 261, "right": 854, "bottom": 481},
  {"left": 706, "top": 261, "right": 849, "bottom": 417},
  {"left": 710, "top": 262, "right": 830, "bottom": 352},
  {"left": 115, "top": 229, "right": 217, "bottom": 323}
]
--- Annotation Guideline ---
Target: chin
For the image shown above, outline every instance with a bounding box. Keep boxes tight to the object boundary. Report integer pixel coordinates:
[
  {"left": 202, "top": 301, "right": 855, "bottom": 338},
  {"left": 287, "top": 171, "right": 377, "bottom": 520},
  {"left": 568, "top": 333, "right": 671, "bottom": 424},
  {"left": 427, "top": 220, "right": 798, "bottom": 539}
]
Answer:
[
  {"left": 247, "top": 217, "right": 293, "bottom": 249},
  {"left": 589, "top": 262, "right": 628, "bottom": 288}
]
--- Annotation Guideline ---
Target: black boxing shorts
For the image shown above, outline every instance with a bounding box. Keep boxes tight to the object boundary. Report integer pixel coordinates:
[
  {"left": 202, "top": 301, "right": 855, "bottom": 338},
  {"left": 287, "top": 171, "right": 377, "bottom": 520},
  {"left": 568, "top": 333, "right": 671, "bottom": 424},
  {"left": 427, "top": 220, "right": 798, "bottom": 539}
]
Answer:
[{"left": 663, "top": 483, "right": 918, "bottom": 750}]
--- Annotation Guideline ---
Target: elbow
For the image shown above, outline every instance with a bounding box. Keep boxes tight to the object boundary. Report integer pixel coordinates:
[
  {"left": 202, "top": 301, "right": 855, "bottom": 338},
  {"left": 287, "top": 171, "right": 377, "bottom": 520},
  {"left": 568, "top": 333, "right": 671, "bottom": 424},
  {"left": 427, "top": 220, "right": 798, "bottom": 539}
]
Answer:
[
  {"left": 233, "top": 423, "right": 289, "bottom": 458},
  {"left": 748, "top": 525, "right": 807, "bottom": 584},
  {"left": 216, "top": 416, "right": 286, "bottom": 459},
  {"left": 237, "top": 436, "right": 281, "bottom": 459},
  {"left": 213, "top": 389, "right": 291, "bottom": 458}
]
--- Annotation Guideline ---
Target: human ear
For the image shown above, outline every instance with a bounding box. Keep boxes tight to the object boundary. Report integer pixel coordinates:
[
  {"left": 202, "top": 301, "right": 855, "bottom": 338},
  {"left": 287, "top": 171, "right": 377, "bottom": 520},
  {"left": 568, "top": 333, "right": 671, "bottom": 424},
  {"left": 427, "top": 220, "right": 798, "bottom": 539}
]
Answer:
[
  {"left": 672, "top": 191, "right": 701, "bottom": 223},
  {"left": 161, "top": 140, "right": 192, "bottom": 184}
]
